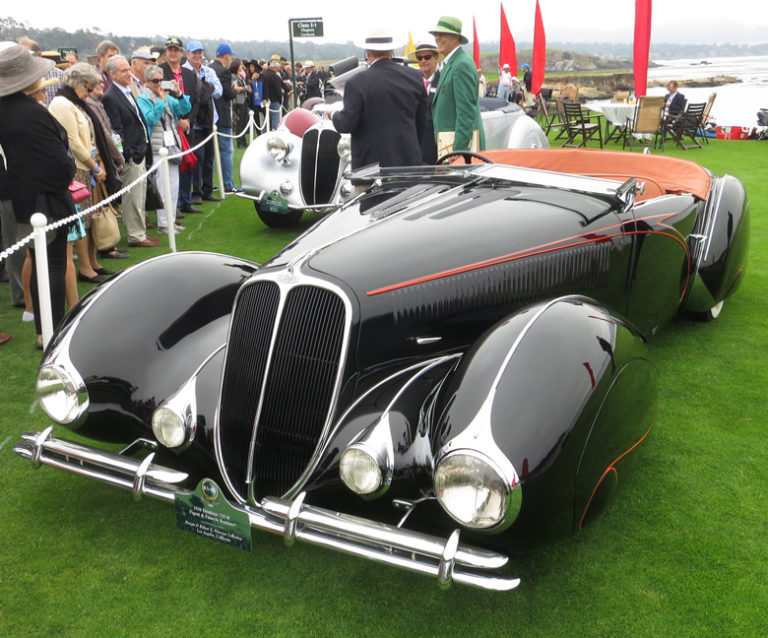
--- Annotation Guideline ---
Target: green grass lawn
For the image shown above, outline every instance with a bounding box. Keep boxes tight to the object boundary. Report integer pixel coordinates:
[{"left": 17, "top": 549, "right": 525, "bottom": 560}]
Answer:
[{"left": 1, "top": 139, "right": 767, "bottom": 637}]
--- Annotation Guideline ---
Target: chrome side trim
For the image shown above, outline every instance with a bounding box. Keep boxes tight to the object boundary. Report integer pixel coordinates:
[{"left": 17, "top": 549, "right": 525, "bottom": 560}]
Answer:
[
  {"left": 341, "top": 354, "right": 462, "bottom": 499},
  {"left": 694, "top": 176, "right": 724, "bottom": 270},
  {"left": 320, "top": 354, "right": 462, "bottom": 475},
  {"left": 13, "top": 432, "right": 520, "bottom": 591}
]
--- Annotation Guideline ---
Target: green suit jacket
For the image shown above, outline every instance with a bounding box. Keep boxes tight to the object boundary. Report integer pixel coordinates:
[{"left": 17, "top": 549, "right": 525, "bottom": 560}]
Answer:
[{"left": 432, "top": 47, "right": 485, "bottom": 151}]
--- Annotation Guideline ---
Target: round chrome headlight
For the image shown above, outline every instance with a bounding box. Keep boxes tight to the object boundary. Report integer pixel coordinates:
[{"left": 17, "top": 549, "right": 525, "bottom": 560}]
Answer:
[
  {"left": 151, "top": 407, "right": 187, "bottom": 448},
  {"left": 267, "top": 136, "right": 290, "bottom": 161},
  {"left": 36, "top": 364, "right": 88, "bottom": 425},
  {"left": 340, "top": 448, "right": 382, "bottom": 495},
  {"left": 337, "top": 136, "right": 352, "bottom": 163},
  {"left": 434, "top": 451, "right": 513, "bottom": 529}
]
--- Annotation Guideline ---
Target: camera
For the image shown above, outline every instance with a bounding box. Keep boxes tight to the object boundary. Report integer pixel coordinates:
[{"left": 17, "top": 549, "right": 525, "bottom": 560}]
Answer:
[{"left": 161, "top": 80, "right": 175, "bottom": 91}]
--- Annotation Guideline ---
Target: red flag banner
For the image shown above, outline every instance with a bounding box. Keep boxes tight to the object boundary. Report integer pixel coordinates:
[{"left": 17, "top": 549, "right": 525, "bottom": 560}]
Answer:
[
  {"left": 500, "top": 3, "right": 517, "bottom": 75},
  {"left": 633, "top": 0, "right": 652, "bottom": 97},
  {"left": 532, "top": 0, "right": 546, "bottom": 95},
  {"left": 473, "top": 16, "right": 480, "bottom": 69}
]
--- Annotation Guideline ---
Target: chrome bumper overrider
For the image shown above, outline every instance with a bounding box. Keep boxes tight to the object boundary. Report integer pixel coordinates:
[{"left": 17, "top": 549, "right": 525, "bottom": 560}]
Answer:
[{"left": 13, "top": 429, "right": 520, "bottom": 591}]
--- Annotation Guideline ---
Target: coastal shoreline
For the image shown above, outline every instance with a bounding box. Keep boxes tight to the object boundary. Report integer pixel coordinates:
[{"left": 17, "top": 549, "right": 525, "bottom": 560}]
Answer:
[{"left": 541, "top": 73, "right": 741, "bottom": 99}]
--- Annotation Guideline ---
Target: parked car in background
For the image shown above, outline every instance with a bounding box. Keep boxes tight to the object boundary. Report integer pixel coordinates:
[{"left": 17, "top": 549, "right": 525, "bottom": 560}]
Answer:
[
  {"left": 15, "top": 149, "right": 748, "bottom": 591},
  {"left": 239, "top": 71, "right": 549, "bottom": 227}
]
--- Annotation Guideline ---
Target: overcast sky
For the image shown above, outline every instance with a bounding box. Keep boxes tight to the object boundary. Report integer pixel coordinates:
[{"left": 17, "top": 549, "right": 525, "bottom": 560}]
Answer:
[{"left": 6, "top": 1, "right": 768, "bottom": 47}]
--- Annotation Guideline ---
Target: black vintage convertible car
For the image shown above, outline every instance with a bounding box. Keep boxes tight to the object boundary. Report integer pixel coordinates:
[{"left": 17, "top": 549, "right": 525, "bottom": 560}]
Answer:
[{"left": 15, "top": 149, "right": 748, "bottom": 591}]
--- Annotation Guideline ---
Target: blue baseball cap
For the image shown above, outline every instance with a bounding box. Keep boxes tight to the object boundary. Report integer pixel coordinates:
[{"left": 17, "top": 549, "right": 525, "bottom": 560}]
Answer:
[
  {"left": 522, "top": 63, "right": 530, "bottom": 68},
  {"left": 216, "top": 43, "right": 234, "bottom": 56},
  {"left": 186, "top": 40, "right": 204, "bottom": 52}
]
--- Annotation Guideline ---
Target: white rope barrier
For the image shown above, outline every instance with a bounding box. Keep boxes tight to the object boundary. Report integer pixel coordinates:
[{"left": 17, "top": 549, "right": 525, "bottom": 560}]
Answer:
[
  {"left": 0, "top": 132, "right": 212, "bottom": 265},
  {"left": 1, "top": 105, "right": 292, "bottom": 266}
]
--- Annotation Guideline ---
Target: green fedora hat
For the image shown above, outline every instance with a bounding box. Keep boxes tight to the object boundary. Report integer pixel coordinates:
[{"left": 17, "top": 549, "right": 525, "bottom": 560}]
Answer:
[{"left": 429, "top": 16, "right": 469, "bottom": 45}]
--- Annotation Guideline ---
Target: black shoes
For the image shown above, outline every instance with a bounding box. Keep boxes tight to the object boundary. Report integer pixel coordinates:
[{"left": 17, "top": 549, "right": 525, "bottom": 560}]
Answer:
[{"left": 77, "top": 273, "right": 106, "bottom": 284}]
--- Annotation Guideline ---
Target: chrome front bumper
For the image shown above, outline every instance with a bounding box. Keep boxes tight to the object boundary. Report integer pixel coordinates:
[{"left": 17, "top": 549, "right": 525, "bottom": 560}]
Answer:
[
  {"left": 14, "top": 428, "right": 520, "bottom": 591},
  {"left": 235, "top": 190, "right": 341, "bottom": 212}
]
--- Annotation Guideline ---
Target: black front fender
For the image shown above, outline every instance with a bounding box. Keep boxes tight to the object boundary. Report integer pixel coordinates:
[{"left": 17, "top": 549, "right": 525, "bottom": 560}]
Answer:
[
  {"left": 49, "top": 251, "right": 259, "bottom": 443},
  {"left": 432, "top": 296, "right": 653, "bottom": 544}
]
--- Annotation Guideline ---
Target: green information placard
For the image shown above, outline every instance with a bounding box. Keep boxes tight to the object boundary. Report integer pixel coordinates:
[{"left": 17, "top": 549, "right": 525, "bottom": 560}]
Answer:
[
  {"left": 292, "top": 20, "right": 324, "bottom": 38},
  {"left": 261, "top": 191, "right": 289, "bottom": 213},
  {"left": 175, "top": 479, "right": 252, "bottom": 551}
]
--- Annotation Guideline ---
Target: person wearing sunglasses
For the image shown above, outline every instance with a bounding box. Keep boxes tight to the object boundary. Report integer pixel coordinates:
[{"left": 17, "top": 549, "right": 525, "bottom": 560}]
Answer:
[
  {"left": 137, "top": 65, "right": 191, "bottom": 235},
  {"left": 407, "top": 40, "right": 444, "bottom": 164}
]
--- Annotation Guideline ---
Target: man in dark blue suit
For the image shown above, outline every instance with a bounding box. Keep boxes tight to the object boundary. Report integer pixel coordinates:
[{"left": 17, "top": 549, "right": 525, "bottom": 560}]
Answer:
[
  {"left": 664, "top": 81, "right": 686, "bottom": 116},
  {"left": 103, "top": 54, "right": 158, "bottom": 247},
  {"left": 329, "top": 29, "right": 426, "bottom": 170}
]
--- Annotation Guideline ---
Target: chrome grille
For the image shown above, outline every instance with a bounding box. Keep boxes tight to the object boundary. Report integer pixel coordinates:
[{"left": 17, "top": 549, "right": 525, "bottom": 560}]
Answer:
[{"left": 217, "top": 279, "right": 347, "bottom": 502}]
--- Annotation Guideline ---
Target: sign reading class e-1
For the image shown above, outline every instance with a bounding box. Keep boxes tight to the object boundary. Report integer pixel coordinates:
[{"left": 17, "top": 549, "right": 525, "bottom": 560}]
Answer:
[{"left": 292, "top": 20, "right": 324, "bottom": 38}]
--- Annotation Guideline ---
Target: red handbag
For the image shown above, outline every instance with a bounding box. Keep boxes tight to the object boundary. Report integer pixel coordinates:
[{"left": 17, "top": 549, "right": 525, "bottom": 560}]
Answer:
[
  {"left": 177, "top": 125, "right": 198, "bottom": 174},
  {"left": 68, "top": 180, "right": 90, "bottom": 203}
]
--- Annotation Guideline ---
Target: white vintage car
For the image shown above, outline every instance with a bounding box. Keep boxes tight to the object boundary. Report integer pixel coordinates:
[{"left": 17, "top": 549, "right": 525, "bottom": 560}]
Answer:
[{"left": 239, "top": 77, "right": 549, "bottom": 227}]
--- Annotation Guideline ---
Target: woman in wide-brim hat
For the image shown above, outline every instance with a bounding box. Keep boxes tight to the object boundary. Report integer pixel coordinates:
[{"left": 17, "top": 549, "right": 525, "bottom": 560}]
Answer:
[{"left": 0, "top": 44, "right": 78, "bottom": 348}]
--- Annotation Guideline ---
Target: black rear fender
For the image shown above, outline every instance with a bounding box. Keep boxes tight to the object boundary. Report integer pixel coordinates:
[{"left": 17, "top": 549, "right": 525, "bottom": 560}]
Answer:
[{"left": 685, "top": 174, "right": 749, "bottom": 313}]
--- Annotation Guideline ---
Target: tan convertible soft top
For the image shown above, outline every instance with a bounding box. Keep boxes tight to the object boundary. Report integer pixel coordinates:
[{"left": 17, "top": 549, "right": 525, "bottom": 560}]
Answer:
[{"left": 479, "top": 149, "right": 712, "bottom": 201}]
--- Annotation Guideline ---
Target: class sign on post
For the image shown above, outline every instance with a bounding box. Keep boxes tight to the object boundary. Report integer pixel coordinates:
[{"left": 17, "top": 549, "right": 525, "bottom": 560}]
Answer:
[{"left": 292, "top": 20, "right": 324, "bottom": 38}]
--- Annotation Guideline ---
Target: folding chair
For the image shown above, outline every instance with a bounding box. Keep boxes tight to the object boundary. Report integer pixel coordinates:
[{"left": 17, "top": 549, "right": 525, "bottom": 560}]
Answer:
[
  {"left": 663, "top": 102, "right": 706, "bottom": 150},
  {"left": 532, "top": 92, "right": 566, "bottom": 138},
  {"left": 622, "top": 96, "right": 665, "bottom": 151},
  {"left": 698, "top": 92, "right": 717, "bottom": 144},
  {"left": 561, "top": 102, "right": 603, "bottom": 148}
]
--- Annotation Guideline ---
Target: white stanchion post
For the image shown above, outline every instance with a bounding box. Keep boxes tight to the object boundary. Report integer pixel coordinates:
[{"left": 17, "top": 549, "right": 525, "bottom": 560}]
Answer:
[
  {"left": 158, "top": 148, "right": 176, "bottom": 253},
  {"left": 212, "top": 124, "right": 225, "bottom": 201},
  {"left": 30, "top": 213, "right": 53, "bottom": 348},
  {"left": 248, "top": 109, "right": 255, "bottom": 146}
]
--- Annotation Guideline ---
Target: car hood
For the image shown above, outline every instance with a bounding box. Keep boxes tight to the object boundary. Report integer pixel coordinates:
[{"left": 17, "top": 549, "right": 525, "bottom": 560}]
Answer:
[{"left": 266, "top": 172, "right": 618, "bottom": 301}]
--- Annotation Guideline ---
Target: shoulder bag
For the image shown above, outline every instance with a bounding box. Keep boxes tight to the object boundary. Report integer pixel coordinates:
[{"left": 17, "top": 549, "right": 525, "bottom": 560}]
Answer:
[{"left": 91, "top": 182, "right": 122, "bottom": 250}]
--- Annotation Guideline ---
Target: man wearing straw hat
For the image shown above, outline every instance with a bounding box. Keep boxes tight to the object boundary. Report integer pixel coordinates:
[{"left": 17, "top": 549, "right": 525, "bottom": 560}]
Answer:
[
  {"left": 429, "top": 16, "right": 485, "bottom": 155},
  {"left": 329, "top": 28, "right": 426, "bottom": 170},
  {"left": 407, "top": 39, "right": 444, "bottom": 164}
]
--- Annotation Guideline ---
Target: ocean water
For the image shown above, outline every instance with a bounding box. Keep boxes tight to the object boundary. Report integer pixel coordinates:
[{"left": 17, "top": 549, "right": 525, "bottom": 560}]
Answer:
[{"left": 645, "top": 56, "right": 768, "bottom": 127}]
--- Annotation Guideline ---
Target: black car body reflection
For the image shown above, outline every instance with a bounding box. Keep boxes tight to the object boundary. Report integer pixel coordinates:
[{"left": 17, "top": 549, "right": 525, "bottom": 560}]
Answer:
[{"left": 15, "top": 149, "right": 748, "bottom": 591}]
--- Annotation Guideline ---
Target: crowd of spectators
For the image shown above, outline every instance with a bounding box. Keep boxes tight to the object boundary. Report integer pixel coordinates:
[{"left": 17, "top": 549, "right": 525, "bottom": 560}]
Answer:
[{"left": 1, "top": 35, "right": 298, "bottom": 347}]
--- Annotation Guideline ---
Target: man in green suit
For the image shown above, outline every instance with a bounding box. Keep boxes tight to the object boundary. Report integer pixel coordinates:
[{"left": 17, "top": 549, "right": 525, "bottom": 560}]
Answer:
[{"left": 429, "top": 16, "right": 485, "bottom": 155}]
